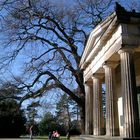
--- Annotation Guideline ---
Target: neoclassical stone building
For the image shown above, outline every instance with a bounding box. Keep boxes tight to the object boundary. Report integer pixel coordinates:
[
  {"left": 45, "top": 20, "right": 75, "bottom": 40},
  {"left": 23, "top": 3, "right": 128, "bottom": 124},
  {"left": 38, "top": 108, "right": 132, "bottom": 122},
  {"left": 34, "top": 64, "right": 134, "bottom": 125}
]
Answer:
[{"left": 80, "top": 7, "right": 140, "bottom": 139}]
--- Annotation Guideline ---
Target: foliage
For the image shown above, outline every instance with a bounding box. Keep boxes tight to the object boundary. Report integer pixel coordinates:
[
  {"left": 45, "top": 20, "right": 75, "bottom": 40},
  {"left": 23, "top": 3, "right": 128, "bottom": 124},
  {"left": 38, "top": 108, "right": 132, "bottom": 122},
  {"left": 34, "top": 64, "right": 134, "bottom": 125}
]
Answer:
[
  {"left": 0, "top": 81, "right": 22, "bottom": 101},
  {"left": 38, "top": 112, "right": 60, "bottom": 135},
  {"left": 26, "top": 101, "right": 40, "bottom": 125},
  {"left": 0, "top": 81, "right": 26, "bottom": 137},
  {"left": 0, "top": 99, "right": 26, "bottom": 137},
  {"left": 55, "top": 93, "right": 80, "bottom": 134},
  {"left": 38, "top": 93, "right": 81, "bottom": 136}
]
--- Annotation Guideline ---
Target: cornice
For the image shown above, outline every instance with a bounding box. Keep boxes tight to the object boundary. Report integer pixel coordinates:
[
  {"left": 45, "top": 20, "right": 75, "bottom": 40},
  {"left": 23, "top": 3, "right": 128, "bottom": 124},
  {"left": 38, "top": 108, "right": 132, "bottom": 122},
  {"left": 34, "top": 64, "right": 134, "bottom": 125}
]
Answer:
[{"left": 80, "top": 12, "right": 117, "bottom": 69}]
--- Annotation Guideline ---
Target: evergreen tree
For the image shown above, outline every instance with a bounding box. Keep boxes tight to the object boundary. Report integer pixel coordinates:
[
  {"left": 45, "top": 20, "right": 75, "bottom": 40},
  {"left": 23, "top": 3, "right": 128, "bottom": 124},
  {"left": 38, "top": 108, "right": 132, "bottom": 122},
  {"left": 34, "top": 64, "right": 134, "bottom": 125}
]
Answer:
[
  {"left": 38, "top": 112, "right": 59, "bottom": 135},
  {"left": 56, "top": 93, "right": 80, "bottom": 134},
  {"left": 0, "top": 82, "right": 26, "bottom": 137},
  {"left": 0, "top": 99, "right": 26, "bottom": 137}
]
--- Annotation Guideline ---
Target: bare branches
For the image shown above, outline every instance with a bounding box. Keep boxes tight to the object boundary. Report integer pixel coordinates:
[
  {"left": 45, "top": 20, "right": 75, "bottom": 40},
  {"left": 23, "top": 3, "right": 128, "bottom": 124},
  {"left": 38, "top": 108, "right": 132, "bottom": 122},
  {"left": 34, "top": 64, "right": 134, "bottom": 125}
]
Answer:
[
  {"left": 18, "top": 70, "right": 82, "bottom": 106},
  {"left": 0, "top": 0, "right": 115, "bottom": 132},
  {"left": 0, "top": 0, "right": 114, "bottom": 102}
]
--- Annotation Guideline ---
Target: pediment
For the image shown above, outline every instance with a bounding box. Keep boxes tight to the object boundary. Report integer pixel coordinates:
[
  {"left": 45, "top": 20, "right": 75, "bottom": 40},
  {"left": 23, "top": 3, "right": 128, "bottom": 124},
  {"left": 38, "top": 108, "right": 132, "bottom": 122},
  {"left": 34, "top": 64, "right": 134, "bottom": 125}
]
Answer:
[{"left": 80, "top": 12, "right": 117, "bottom": 69}]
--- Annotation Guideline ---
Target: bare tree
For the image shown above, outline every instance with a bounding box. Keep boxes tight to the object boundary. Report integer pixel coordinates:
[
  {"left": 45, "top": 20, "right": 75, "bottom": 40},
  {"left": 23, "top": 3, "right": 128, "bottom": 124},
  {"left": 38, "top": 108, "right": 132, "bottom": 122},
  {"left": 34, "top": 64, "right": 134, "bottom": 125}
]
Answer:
[{"left": 0, "top": 0, "right": 115, "bottom": 133}]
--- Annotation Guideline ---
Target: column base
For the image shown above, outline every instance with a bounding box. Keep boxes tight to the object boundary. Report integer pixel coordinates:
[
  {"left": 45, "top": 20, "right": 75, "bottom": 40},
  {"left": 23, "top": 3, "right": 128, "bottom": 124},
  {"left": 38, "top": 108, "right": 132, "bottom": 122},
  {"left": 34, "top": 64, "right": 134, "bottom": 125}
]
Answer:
[
  {"left": 106, "top": 128, "right": 120, "bottom": 136},
  {"left": 93, "top": 128, "right": 105, "bottom": 136}
]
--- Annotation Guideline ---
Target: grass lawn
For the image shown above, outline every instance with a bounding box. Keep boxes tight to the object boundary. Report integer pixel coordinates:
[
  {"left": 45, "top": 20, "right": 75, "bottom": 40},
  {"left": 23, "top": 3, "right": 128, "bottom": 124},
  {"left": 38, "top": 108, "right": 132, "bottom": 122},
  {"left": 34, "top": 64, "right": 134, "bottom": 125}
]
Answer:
[
  {"left": 36, "top": 136, "right": 67, "bottom": 139},
  {"left": 21, "top": 135, "right": 68, "bottom": 140},
  {"left": 35, "top": 135, "right": 80, "bottom": 140},
  {"left": 21, "top": 135, "right": 80, "bottom": 140}
]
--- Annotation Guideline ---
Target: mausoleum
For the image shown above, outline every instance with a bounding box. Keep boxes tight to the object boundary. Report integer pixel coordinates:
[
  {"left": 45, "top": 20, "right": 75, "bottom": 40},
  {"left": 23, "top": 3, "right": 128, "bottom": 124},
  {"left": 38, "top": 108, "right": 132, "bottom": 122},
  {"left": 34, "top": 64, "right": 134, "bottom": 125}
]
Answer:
[{"left": 80, "top": 5, "right": 140, "bottom": 139}]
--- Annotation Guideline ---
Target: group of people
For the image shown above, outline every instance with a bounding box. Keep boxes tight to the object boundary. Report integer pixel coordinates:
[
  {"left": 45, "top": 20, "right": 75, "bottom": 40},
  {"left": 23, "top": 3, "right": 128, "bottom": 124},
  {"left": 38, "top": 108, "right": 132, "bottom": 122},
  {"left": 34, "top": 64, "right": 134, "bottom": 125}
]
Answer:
[
  {"left": 49, "top": 130, "right": 60, "bottom": 140},
  {"left": 29, "top": 125, "right": 60, "bottom": 140}
]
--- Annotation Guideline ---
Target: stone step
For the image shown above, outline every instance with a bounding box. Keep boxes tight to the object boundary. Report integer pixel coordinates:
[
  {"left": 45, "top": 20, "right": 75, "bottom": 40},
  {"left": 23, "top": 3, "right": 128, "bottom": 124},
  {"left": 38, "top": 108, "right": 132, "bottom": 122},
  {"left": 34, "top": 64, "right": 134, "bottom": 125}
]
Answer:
[
  {"left": 80, "top": 135, "right": 123, "bottom": 140},
  {"left": 79, "top": 135, "right": 140, "bottom": 140}
]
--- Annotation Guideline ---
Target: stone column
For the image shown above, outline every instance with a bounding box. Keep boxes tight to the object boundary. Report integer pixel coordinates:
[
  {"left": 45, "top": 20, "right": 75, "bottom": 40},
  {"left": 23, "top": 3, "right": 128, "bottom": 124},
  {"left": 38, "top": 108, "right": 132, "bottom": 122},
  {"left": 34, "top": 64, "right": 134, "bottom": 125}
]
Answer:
[
  {"left": 92, "top": 75, "right": 104, "bottom": 135},
  {"left": 85, "top": 82, "right": 93, "bottom": 135},
  {"left": 118, "top": 49, "right": 140, "bottom": 137},
  {"left": 103, "top": 62, "right": 118, "bottom": 136}
]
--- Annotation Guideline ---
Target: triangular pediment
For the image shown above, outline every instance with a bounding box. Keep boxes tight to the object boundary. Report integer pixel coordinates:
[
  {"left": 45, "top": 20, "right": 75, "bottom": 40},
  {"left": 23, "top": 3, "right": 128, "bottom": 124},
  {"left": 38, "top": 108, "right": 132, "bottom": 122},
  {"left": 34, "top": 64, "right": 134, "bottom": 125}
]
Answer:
[
  {"left": 80, "top": 8, "right": 140, "bottom": 70},
  {"left": 80, "top": 12, "right": 117, "bottom": 69}
]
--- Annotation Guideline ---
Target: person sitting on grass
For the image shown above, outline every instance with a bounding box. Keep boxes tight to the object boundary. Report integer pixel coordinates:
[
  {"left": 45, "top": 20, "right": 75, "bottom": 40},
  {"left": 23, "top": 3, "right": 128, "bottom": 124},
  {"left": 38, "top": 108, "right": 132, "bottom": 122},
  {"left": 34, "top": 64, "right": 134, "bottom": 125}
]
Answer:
[
  {"left": 51, "top": 130, "right": 60, "bottom": 140},
  {"left": 55, "top": 130, "right": 60, "bottom": 140}
]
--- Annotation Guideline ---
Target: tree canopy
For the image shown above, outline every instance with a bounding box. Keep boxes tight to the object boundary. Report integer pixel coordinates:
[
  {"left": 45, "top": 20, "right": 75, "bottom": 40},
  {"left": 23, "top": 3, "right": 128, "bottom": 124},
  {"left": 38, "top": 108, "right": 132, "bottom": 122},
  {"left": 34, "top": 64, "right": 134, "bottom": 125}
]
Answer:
[
  {"left": 39, "top": 112, "right": 60, "bottom": 135},
  {"left": 0, "top": 84, "right": 26, "bottom": 137},
  {"left": 56, "top": 93, "right": 80, "bottom": 134}
]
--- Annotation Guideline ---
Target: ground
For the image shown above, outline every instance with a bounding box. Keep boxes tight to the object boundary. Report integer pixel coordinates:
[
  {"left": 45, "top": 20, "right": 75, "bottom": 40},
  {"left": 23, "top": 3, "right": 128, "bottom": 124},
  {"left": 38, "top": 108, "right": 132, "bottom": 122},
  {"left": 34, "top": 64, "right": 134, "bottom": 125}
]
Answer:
[{"left": 0, "top": 136, "right": 80, "bottom": 140}]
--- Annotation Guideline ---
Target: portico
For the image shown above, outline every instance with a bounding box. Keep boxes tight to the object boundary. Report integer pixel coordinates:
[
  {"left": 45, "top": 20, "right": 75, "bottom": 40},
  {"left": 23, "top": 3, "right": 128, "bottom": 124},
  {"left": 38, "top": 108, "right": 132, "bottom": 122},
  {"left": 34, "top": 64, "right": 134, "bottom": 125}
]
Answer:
[{"left": 80, "top": 8, "right": 140, "bottom": 139}]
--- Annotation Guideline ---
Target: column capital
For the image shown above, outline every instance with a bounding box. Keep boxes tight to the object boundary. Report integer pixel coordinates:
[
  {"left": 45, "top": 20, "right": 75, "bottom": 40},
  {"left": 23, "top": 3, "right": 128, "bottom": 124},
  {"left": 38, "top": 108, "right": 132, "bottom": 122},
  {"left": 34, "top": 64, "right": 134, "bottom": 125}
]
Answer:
[
  {"left": 118, "top": 48, "right": 134, "bottom": 55},
  {"left": 85, "top": 81, "right": 93, "bottom": 86},
  {"left": 103, "top": 61, "right": 118, "bottom": 69},
  {"left": 92, "top": 73, "right": 104, "bottom": 80}
]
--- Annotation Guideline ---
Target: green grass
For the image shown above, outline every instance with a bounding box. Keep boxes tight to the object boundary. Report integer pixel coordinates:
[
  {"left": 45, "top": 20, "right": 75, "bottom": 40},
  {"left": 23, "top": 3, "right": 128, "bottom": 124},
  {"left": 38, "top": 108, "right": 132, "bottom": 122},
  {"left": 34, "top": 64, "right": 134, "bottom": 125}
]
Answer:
[
  {"left": 21, "top": 135, "right": 68, "bottom": 140},
  {"left": 59, "top": 136, "right": 68, "bottom": 140},
  {"left": 39, "top": 136, "right": 67, "bottom": 140},
  {"left": 21, "top": 135, "right": 80, "bottom": 140}
]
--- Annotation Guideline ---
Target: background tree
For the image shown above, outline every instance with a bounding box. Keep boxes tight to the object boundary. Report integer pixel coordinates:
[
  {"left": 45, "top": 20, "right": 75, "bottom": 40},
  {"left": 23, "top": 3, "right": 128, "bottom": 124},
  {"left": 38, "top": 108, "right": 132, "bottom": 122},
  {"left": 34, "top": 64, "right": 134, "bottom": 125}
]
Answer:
[
  {"left": 56, "top": 93, "right": 80, "bottom": 134},
  {"left": 0, "top": 0, "right": 138, "bottom": 133},
  {"left": 25, "top": 101, "right": 40, "bottom": 136},
  {"left": 26, "top": 101, "right": 40, "bottom": 125},
  {"left": 0, "top": 83, "right": 26, "bottom": 137},
  {"left": 38, "top": 112, "right": 60, "bottom": 135},
  {"left": 0, "top": 81, "right": 22, "bottom": 101}
]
